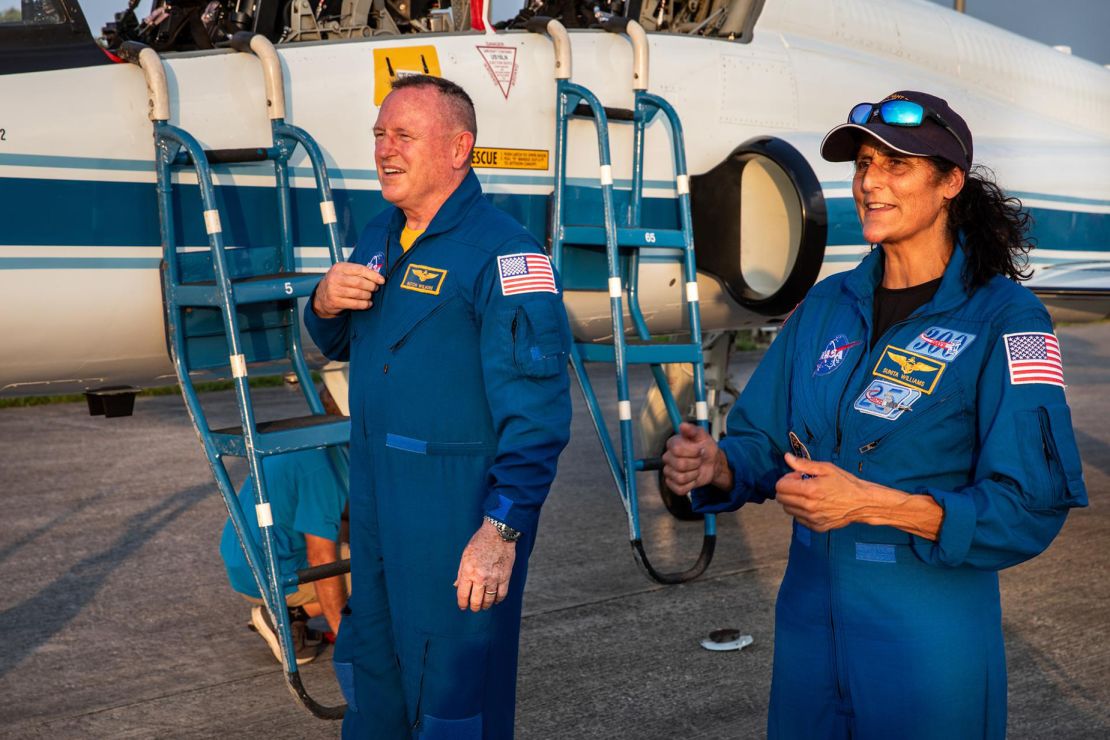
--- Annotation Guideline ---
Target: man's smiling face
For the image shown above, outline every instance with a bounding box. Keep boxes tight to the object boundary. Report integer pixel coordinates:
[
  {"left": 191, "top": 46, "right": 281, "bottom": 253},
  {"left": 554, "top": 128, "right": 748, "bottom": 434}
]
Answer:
[{"left": 373, "top": 85, "right": 468, "bottom": 221}]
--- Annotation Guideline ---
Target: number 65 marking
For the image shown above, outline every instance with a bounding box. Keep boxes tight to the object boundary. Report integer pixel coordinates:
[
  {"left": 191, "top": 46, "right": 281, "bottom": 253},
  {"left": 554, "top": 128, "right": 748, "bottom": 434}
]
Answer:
[{"left": 644, "top": 231, "right": 656, "bottom": 244}]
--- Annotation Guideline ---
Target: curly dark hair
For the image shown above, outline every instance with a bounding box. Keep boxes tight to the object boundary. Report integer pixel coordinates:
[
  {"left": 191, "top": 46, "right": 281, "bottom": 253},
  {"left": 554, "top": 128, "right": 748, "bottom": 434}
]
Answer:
[{"left": 931, "top": 158, "right": 1034, "bottom": 288}]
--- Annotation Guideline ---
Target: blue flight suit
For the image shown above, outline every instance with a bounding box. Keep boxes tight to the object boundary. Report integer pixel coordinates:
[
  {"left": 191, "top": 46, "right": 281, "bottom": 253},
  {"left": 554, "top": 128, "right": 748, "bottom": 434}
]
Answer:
[
  {"left": 305, "top": 170, "right": 572, "bottom": 739},
  {"left": 219, "top": 448, "right": 348, "bottom": 599},
  {"left": 692, "top": 243, "right": 1087, "bottom": 739}
]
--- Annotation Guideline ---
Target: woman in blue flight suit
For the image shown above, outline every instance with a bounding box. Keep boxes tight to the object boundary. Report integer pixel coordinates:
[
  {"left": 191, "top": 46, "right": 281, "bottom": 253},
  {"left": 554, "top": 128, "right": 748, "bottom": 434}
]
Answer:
[{"left": 662, "top": 91, "right": 1087, "bottom": 739}]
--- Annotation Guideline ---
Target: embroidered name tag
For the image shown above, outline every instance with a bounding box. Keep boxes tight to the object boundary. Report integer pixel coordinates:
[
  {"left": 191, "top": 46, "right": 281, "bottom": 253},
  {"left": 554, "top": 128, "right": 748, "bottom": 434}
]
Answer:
[
  {"left": 872, "top": 345, "right": 945, "bottom": 394},
  {"left": 400, "top": 264, "right": 447, "bottom": 295}
]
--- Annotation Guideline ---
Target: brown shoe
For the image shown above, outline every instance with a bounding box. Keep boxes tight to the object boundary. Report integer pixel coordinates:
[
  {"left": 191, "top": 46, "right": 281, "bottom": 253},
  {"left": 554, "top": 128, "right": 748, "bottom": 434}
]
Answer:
[{"left": 249, "top": 606, "right": 322, "bottom": 665}]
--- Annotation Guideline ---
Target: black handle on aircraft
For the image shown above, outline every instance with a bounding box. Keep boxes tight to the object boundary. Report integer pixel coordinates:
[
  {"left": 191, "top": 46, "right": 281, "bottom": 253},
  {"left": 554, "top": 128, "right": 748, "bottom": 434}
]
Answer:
[
  {"left": 572, "top": 102, "right": 635, "bottom": 121},
  {"left": 116, "top": 41, "right": 148, "bottom": 66},
  {"left": 524, "top": 15, "right": 554, "bottom": 34},
  {"left": 296, "top": 558, "right": 351, "bottom": 585},
  {"left": 228, "top": 31, "right": 255, "bottom": 53},
  {"left": 600, "top": 15, "right": 631, "bottom": 34}
]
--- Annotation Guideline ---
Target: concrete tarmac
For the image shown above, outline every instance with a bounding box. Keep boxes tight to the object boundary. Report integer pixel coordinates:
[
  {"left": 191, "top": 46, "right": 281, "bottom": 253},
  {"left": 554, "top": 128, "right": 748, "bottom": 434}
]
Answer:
[{"left": 0, "top": 322, "right": 1107, "bottom": 738}]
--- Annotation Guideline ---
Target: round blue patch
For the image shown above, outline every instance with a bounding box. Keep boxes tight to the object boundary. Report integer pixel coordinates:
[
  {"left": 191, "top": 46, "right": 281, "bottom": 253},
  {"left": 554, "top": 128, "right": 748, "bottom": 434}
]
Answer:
[
  {"left": 366, "top": 251, "right": 386, "bottom": 273},
  {"left": 813, "top": 334, "right": 861, "bottom": 376}
]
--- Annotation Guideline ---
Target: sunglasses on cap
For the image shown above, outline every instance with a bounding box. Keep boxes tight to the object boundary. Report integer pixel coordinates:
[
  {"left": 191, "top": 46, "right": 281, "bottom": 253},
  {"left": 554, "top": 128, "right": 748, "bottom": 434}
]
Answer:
[{"left": 849, "top": 100, "right": 971, "bottom": 167}]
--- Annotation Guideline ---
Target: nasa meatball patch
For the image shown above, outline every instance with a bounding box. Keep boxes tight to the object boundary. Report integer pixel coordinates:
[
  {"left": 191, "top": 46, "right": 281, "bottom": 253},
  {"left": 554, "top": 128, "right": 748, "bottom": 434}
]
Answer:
[{"left": 813, "top": 334, "right": 862, "bottom": 377}]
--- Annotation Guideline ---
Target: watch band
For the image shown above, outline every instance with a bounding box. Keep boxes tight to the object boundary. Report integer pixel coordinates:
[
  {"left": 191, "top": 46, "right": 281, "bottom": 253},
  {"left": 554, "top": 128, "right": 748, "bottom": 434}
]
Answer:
[{"left": 484, "top": 515, "right": 522, "bottom": 542}]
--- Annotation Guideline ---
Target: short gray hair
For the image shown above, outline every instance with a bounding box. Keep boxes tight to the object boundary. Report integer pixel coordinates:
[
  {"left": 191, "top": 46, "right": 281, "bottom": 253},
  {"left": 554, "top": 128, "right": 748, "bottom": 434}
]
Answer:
[{"left": 388, "top": 75, "right": 477, "bottom": 139}]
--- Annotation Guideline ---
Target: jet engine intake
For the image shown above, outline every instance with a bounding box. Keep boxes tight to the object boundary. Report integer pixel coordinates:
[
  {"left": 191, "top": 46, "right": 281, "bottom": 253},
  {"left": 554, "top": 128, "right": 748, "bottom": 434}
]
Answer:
[{"left": 691, "top": 137, "right": 827, "bottom": 317}]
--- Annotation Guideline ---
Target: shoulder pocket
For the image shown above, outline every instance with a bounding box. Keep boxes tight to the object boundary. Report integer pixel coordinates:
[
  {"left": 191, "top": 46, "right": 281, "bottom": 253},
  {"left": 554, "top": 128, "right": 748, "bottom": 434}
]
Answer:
[
  {"left": 1019, "top": 404, "right": 1087, "bottom": 510},
  {"left": 510, "top": 300, "right": 569, "bottom": 379}
]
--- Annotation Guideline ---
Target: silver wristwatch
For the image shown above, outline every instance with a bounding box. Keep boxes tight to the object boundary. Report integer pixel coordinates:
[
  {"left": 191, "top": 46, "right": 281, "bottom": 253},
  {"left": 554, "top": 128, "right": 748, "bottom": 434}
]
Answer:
[{"left": 484, "top": 515, "right": 522, "bottom": 542}]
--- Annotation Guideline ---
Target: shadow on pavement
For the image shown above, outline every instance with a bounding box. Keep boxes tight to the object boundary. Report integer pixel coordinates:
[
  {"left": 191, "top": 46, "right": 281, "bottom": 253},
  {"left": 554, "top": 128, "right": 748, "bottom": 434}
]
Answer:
[{"left": 0, "top": 483, "right": 210, "bottom": 679}]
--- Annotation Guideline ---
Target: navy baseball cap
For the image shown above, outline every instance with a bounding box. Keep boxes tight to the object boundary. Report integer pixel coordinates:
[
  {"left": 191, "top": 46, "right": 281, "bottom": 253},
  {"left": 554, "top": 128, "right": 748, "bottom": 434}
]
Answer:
[{"left": 821, "top": 91, "right": 973, "bottom": 171}]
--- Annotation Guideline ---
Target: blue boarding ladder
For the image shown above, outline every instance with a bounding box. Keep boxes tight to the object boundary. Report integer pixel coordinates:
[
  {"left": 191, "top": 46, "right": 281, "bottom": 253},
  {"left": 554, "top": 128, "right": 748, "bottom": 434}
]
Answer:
[
  {"left": 526, "top": 17, "right": 715, "bottom": 584},
  {"left": 120, "top": 34, "right": 349, "bottom": 719}
]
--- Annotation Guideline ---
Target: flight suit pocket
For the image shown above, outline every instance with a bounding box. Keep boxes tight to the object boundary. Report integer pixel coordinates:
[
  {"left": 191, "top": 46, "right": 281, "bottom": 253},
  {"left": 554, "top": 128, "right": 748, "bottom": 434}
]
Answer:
[
  {"left": 510, "top": 300, "right": 568, "bottom": 378},
  {"left": 1019, "top": 405, "right": 1087, "bottom": 510},
  {"left": 388, "top": 293, "right": 458, "bottom": 352},
  {"left": 412, "top": 633, "right": 491, "bottom": 736}
]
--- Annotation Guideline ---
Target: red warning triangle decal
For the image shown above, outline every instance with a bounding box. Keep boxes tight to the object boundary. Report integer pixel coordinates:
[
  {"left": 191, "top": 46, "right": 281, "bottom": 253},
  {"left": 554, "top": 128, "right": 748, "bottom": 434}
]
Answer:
[{"left": 477, "top": 45, "right": 518, "bottom": 99}]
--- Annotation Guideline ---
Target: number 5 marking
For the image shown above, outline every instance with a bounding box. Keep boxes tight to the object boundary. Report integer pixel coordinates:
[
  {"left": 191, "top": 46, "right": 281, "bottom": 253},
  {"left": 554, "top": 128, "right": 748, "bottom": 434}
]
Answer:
[{"left": 284, "top": 281, "right": 293, "bottom": 295}]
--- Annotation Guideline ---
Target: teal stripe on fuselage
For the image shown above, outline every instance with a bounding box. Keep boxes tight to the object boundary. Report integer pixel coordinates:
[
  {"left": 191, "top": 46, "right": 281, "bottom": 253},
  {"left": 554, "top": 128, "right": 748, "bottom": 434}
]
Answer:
[
  {"left": 0, "top": 175, "right": 1105, "bottom": 264},
  {"left": 819, "top": 180, "right": 1110, "bottom": 208},
  {"left": 824, "top": 197, "right": 1108, "bottom": 250}
]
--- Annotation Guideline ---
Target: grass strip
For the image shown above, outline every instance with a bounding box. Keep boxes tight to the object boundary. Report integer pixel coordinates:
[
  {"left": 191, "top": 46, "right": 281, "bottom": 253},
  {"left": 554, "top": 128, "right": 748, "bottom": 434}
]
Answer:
[{"left": 0, "top": 373, "right": 319, "bottom": 409}]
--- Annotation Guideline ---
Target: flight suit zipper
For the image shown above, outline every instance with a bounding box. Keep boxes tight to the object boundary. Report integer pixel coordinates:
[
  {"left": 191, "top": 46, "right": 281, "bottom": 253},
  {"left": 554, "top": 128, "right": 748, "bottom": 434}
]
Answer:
[
  {"left": 389, "top": 299, "right": 455, "bottom": 352},
  {"left": 833, "top": 303, "right": 945, "bottom": 456},
  {"left": 827, "top": 533, "right": 845, "bottom": 708},
  {"left": 826, "top": 299, "right": 946, "bottom": 710},
  {"left": 856, "top": 391, "right": 956, "bottom": 456}
]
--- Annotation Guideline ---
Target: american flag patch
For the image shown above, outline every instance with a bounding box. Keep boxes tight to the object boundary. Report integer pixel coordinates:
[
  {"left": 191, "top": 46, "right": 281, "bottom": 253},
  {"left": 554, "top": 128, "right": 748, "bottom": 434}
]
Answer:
[
  {"left": 497, "top": 253, "right": 558, "bottom": 296},
  {"left": 1004, "top": 332, "right": 1065, "bottom": 387}
]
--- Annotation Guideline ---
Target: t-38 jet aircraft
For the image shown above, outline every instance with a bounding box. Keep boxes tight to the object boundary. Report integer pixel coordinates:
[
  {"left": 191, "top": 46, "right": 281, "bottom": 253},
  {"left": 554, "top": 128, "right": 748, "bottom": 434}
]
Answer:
[
  {"left": 3, "top": 0, "right": 1106, "bottom": 713},
  {"left": 1, "top": 0, "right": 1106, "bottom": 402}
]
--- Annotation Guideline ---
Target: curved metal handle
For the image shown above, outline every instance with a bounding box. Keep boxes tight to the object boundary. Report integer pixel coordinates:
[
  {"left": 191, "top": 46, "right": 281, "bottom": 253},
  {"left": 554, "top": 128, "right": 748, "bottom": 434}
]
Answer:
[
  {"left": 525, "top": 16, "right": 571, "bottom": 80},
  {"left": 286, "top": 671, "right": 346, "bottom": 720},
  {"left": 230, "top": 32, "right": 287, "bottom": 120},
  {"left": 631, "top": 533, "right": 716, "bottom": 584},
  {"left": 120, "top": 42, "right": 170, "bottom": 121},
  {"left": 599, "top": 18, "right": 648, "bottom": 91},
  {"left": 625, "top": 20, "right": 649, "bottom": 91}
]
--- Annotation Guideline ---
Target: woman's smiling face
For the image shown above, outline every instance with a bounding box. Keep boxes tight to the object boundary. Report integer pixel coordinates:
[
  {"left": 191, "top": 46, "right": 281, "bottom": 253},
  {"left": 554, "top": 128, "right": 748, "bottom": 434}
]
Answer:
[{"left": 852, "top": 141, "right": 964, "bottom": 250}]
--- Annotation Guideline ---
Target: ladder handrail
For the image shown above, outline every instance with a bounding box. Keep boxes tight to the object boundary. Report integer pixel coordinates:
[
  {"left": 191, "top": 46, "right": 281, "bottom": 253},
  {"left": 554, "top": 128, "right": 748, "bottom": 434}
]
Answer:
[
  {"left": 118, "top": 42, "right": 169, "bottom": 121},
  {"left": 530, "top": 21, "right": 716, "bottom": 585},
  {"left": 125, "top": 40, "right": 348, "bottom": 720},
  {"left": 229, "top": 32, "right": 287, "bottom": 121}
]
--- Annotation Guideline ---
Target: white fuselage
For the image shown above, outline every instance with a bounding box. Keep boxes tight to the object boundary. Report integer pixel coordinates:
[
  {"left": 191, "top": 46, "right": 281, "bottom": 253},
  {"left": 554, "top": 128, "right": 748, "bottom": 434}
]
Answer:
[{"left": 1, "top": 0, "right": 1107, "bottom": 395}]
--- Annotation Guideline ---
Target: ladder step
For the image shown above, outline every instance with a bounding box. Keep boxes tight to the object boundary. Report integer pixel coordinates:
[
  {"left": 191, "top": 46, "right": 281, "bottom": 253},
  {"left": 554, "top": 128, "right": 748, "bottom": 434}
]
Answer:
[
  {"left": 209, "top": 415, "right": 350, "bottom": 457},
  {"left": 571, "top": 102, "right": 635, "bottom": 122},
  {"left": 563, "top": 226, "right": 686, "bottom": 249},
  {"left": 172, "top": 147, "right": 272, "bottom": 166},
  {"left": 577, "top": 343, "right": 702, "bottom": 364},
  {"left": 170, "top": 272, "right": 321, "bottom": 307}
]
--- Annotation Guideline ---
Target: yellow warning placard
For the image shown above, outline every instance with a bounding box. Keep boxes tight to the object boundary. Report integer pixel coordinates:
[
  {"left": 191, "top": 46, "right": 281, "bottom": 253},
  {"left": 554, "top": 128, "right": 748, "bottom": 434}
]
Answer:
[
  {"left": 373, "top": 46, "right": 441, "bottom": 105},
  {"left": 470, "top": 147, "right": 549, "bottom": 171}
]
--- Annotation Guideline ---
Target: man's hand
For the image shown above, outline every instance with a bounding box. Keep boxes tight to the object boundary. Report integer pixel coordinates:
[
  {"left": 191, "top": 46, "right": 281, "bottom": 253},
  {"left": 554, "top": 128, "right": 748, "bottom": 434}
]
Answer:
[
  {"left": 312, "top": 263, "right": 386, "bottom": 318},
  {"left": 774, "top": 453, "right": 872, "bottom": 532},
  {"left": 661, "top": 422, "right": 733, "bottom": 496},
  {"left": 454, "top": 519, "right": 516, "bottom": 612}
]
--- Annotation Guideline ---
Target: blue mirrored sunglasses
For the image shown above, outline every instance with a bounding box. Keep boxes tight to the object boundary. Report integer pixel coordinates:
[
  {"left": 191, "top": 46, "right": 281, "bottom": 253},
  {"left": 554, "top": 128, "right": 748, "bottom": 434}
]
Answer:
[{"left": 849, "top": 100, "right": 970, "bottom": 166}]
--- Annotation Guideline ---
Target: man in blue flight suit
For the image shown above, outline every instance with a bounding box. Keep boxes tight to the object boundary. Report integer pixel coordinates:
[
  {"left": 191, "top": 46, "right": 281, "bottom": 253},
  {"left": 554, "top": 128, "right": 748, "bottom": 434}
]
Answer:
[{"left": 304, "top": 74, "right": 572, "bottom": 739}]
